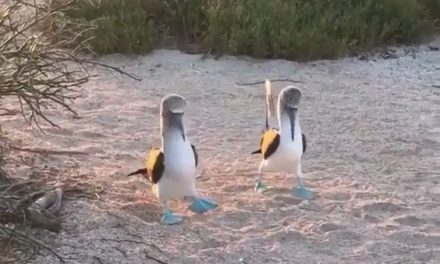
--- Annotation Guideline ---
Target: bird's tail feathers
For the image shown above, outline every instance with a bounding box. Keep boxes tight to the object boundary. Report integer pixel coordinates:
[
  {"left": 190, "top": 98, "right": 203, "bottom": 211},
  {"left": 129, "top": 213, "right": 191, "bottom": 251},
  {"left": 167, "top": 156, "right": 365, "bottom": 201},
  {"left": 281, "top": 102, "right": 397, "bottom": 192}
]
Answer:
[
  {"left": 265, "top": 79, "right": 275, "bottom": 130},
  {"left": 251, "top": 149, "right": 262, "bottom": 155},
  {"left": 127, "top": 168, "right": 147, "bottom": 177}
]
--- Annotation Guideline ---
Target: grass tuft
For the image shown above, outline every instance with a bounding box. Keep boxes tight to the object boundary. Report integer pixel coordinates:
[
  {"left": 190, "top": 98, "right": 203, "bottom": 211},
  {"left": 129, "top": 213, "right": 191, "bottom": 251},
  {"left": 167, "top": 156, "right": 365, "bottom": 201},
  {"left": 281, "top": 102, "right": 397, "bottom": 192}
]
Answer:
[{"left": 47, "top": 0, "right": 439, "bottom": 60}]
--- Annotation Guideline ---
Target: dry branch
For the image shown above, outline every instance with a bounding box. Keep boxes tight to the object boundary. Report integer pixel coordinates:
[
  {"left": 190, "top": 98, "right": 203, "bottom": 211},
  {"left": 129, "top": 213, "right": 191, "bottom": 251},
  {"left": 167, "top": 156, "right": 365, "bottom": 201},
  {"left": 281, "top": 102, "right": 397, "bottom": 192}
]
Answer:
[
  {"left": 143, "top": 250, "right": 168, "bottom": 264},
  {"left": 9, "top": 144, "right": 89, "bottom": 156},
  {"left": 235, "top": 78, "right": 305, "bottom": 86},
  {"left": 0, "top": 1, "right": 143, "bottom": 263},
  {"left": 0, "top": 0, "right": 141, "bottom": 128},
  {"left": 98, "top": 236, "right": 169, "bottom": 264},
  {"left": 0, "top": 181, "right": 63, "bottom": 231},
  {"left": 0, "top": 166, "right": 10, "bottom": 185},
  {"left": 0, "top": 178, "right": 65, "bottom": 263},
  {"left": 0, "top": 224, "right": 65, "bottom": 263}
]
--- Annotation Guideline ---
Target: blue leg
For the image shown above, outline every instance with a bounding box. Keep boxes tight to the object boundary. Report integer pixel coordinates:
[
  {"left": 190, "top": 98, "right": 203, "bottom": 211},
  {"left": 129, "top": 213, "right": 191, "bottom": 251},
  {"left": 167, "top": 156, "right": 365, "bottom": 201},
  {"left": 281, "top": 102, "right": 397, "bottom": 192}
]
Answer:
[
  {"left": 254, "top": 179, "right": 271, "bottom": 192},
  {"left": 254, "top": 172, "right": 272, "bottom": 192},
  {"left": 161, "top": 206, "right": 183, "bottom": 225},
  {"left": 188, "top": 197, "right": 217, "bottom": 214},
  {"left": 294, "top": 176, "right": 314, "bottom": 200}
]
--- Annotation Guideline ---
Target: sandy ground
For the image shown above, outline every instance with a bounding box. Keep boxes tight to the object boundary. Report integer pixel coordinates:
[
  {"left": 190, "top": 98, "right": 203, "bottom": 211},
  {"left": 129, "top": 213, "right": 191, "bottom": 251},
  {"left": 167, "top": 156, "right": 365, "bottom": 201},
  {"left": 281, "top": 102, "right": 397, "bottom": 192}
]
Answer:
[{"left": 1, "top": 37, "right": 439, "bottom": 264}]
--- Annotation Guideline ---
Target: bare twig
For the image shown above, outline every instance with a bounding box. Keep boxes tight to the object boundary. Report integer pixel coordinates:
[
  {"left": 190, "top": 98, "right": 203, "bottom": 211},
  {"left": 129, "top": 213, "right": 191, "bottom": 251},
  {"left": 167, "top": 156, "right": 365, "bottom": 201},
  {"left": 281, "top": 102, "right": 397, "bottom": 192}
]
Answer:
[
  {"left": 92, "top": 256, "right": 104, "bottom": 264},
  {"left": 0, "top": 176, "right": 69, "bottom": 262},
  {"left": 235, "top": 78, "right": 304, "bottom": 86},
  {"left": 72, "top": 58, "right": 142, "bottom": 82},
  {"left": 0, "top": 108, "right": 19, "bottom": 116},
  {"left": 98, "top": 237, "right": 163, "bottom": 253},
  {"left": 0, "top": 166, "right": 10, "bottom": 185},
  {"left": 9, "top": 145, "right": 89, "bottom": 156},
  {"left": 97, "top": 237, "right": 152, "bottom": 246},
  {"left": 97, "top": 237, "right": 168, "bottom": 263},
  {"left": 0, "top": 0, "right": 142, "bottom": 128},
  {"left": 114, "top": 247, "right": 127, "bottom": 258},
  {"left": 0, "top": 224, "right": 65, "bottom": 263},
  {"left": 143, "top": 250, "right": 168, "bottom": 264}
]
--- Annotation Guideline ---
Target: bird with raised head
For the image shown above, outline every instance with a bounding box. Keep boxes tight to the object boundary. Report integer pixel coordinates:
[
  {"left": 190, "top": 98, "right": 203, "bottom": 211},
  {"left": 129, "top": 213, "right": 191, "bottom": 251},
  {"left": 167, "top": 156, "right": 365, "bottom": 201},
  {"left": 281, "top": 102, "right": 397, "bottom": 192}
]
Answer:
[
  {"left": 127, "top": 94, "right": 217, "bottom": 224},
  {"left": 251, "top": 81, "right": 314, "bottom": 200}
]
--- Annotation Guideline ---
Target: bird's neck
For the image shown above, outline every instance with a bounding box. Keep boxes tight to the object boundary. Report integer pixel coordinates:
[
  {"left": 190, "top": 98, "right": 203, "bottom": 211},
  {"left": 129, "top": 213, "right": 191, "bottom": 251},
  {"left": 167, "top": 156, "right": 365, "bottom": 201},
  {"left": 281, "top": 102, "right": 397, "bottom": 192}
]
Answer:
[
  {"left": 161, "top": 128, "right": 187, "bottom": 150},
  {"left": 160, "top": 114, "right": 186, "bottom": 142},
  {"left": 278, "top": 113, "right": 301, "bottom": 138}
]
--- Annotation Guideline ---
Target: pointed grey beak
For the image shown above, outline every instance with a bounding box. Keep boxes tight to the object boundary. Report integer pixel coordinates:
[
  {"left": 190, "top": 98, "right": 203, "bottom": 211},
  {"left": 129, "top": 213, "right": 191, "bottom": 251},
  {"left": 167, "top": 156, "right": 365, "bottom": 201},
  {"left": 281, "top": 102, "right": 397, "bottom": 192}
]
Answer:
[
  {"left": 287, "top": 107, "right": 297, "bottom": 141},
  {"left": 169, "top": 112, "right": 185, "bottom": 140}
]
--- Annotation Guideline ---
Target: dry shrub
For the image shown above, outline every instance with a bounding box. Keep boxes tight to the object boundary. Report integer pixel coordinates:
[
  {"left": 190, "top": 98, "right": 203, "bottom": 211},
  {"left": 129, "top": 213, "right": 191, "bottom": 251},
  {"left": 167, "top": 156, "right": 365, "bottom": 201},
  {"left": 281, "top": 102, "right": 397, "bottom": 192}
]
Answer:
[
  {"left": 0, "top": 1, "right": 138, "bottom": 263},
  {"left": 0, "top": 0, "right": 139, "bottom": 128}
]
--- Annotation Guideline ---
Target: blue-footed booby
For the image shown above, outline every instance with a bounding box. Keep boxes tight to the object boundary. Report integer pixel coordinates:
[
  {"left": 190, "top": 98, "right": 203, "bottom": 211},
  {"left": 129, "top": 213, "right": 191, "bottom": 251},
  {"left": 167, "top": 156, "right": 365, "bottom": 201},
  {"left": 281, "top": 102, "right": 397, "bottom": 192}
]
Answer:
[
  {"left": 251, "top": 80, "right": 314, "bottom": 200},
  {"left": 127, "top": 94, "right": 217, "bottom": 224}
]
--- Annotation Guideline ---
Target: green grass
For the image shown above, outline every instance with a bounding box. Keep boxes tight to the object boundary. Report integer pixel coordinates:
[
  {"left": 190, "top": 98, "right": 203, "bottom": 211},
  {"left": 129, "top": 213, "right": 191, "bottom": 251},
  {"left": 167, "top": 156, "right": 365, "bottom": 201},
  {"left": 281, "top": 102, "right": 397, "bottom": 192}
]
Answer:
[
  {"left": 205, "top": 0, "right": 431, "bottom": 59},
  {"left": 420, "top": 0, "right": 440, "bottom": 21},
  {"left": 49, "top": 0, "right": 167, "bottom": 54},
  {"left": 47, "top": 0, "right": 439, "bottom": 60}
]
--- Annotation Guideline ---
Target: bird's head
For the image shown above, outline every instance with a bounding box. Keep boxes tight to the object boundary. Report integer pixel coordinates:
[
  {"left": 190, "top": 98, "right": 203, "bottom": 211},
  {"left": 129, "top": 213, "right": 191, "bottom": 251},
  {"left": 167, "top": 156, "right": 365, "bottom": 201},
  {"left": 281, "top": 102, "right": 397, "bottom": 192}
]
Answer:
[
  {"left": 279, "top": 86, "right": 302, "bottom": 140},
  {"left": 160, "top": 94, "right": 187, "bottom": 116},
  {"left": 160, "top": 94, "right": 187, "bottom": 140}
]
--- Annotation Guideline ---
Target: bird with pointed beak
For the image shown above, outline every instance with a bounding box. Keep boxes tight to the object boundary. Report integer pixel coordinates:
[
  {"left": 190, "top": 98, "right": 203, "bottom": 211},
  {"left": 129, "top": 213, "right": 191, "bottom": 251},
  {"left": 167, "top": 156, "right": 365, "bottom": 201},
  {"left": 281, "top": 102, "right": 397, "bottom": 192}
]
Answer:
[
  {"left": 127, "top": 94, "right": 217, "bottom": 224},
  {"left": 251, "top": 81, "right": 314, "bottom": 200}
]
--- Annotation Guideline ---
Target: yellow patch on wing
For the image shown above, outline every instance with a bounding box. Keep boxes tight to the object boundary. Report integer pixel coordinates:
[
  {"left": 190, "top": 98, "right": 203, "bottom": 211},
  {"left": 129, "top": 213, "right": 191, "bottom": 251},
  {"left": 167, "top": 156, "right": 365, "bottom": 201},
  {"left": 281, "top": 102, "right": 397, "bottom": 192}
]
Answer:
[
  {"left": 145, "top": 147, "right": 164, "bottom": 184},
  {"left": 260, "top": 128, "right": 280, "bottom": 159}
]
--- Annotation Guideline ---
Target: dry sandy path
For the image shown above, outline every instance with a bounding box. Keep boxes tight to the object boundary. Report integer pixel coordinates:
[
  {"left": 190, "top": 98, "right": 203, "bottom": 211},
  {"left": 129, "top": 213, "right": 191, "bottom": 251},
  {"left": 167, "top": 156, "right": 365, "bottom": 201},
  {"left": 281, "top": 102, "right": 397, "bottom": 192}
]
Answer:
[{"left": 1, "top": 38, "right": 439, "bottom": 264}]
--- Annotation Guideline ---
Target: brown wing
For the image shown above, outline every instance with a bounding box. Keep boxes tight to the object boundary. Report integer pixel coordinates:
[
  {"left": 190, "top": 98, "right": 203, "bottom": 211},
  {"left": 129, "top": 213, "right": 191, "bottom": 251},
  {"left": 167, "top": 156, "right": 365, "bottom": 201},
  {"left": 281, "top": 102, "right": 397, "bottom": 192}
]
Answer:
[
  {"left": 302, "top": 133, "right": 307, "bottom": 153},
  {"left": 260, "top": 128, "right": 280, "bottom": 160},
  {"left": 251, "top": 128, "right": 281, "bottom": 159},
  {"left": 145, "top": 147, "right": 164, "bottom": 184},
  {"left": 191, "top": 144, "right": 198, "bottom": 167}
]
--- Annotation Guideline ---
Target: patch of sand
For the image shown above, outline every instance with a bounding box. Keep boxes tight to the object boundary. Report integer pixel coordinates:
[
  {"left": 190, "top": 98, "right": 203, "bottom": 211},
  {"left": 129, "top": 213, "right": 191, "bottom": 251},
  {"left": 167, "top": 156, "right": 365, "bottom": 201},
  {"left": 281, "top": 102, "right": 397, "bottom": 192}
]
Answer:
[{"left": 1, "top": 38, "right": 439, "bottom": 264}]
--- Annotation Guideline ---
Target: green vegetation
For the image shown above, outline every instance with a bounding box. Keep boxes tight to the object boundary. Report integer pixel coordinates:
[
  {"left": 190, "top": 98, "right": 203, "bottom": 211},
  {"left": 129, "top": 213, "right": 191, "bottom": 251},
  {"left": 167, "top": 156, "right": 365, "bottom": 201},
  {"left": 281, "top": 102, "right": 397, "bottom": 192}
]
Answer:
[
  {"left": 420, "top": 0, "right": 440, "bottom": 21},
  {"left": 44, "top": 0, "right": 440, "bottom": 60}
]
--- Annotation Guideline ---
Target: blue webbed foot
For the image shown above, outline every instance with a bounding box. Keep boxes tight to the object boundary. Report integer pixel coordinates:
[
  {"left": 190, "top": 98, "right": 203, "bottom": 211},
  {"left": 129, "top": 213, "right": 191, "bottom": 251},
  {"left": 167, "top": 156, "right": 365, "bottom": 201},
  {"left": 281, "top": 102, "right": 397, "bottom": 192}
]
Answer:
[
  {"left": 188, "top": 197, "right": 217, "bottom": 214},
  {"left": 293, "top": 176, "right": 315, "bottom": 200},
  {"left": 161, "top": 209, "right": 183, "bottom": 225},
  {"left": 254, "top": 180, "right": 271, "bottom": 193},
  {"left": 294, "top": 184, "right": 315, "bottom": 200},
  {"left": 295, "top": 176, "right": 315, "bottom": 200}
]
